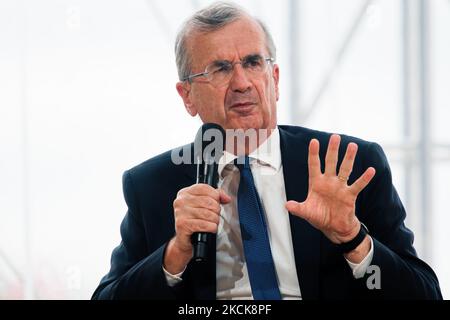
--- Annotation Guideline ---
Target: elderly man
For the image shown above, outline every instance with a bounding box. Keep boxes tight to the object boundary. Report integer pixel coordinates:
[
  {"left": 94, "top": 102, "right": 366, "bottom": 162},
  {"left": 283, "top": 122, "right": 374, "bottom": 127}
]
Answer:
[{"left": 92, "top": 2, "right": 441, "bottom": 300}]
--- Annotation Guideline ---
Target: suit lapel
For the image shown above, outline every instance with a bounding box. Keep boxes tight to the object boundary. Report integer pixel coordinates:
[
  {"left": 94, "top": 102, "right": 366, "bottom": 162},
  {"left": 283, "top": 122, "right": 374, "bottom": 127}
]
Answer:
[{"left": 279, "top": 127, "right": 321, "bottom": 300}]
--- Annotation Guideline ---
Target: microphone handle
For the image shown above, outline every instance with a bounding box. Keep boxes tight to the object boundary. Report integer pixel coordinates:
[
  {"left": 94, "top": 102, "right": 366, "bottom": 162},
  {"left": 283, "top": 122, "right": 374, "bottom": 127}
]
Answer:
[{"left": 192, "top": 162, "right": 218, "bottom": 262}]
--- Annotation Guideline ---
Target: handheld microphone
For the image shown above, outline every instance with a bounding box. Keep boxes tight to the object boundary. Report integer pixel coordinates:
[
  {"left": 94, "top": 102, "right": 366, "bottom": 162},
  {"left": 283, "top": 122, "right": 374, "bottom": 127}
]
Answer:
[{"left": 192, "top": 123, "right": 226, "bottom": 262}]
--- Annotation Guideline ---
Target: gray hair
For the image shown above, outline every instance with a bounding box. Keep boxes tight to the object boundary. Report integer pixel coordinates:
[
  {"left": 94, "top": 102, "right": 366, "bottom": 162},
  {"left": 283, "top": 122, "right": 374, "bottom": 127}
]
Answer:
[{"left": 175, "top": 1, "right": 277, "bottom": 81}]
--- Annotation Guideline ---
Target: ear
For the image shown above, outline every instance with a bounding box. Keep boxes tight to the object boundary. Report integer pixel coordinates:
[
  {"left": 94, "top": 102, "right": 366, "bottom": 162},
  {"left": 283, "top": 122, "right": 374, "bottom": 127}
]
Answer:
[
  {"left": 176, "top": 82, "right": 198, "bottom": 117},
  {"left": 272, "top": 64, "right": 280, "bottom": 101}
]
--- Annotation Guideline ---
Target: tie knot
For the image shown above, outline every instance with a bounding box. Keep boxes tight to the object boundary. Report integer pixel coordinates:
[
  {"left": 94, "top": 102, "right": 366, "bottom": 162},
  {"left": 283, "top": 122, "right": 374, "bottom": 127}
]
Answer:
[{"left": 234, "top": 156, "right": 251, "bottom": 171}]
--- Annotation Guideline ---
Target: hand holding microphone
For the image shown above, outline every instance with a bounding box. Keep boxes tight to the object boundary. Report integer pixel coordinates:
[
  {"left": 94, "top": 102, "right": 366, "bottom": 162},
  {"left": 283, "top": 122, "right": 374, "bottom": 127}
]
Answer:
[{"left": 163, "top": 124, "right": 229, "bottom": 274}]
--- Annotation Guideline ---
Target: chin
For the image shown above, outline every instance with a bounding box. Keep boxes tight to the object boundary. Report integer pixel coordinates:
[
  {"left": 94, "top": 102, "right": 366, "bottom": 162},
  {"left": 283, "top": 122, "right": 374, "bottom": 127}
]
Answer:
[{"left": 229, "top": 116, "right": 266, "bottom": 131}]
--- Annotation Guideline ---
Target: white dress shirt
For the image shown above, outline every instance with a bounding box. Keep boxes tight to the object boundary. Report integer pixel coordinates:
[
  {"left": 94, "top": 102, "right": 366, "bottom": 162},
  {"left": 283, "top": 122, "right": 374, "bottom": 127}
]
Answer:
[{"left": 164, "top": 128, "right": 373, "bottom": 299}]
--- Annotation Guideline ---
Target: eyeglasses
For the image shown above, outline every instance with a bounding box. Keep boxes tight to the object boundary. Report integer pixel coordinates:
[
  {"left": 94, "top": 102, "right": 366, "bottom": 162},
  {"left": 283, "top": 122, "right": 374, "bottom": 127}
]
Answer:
[{"left": 182, "top": 54, "right": 275, "bottom": 87}]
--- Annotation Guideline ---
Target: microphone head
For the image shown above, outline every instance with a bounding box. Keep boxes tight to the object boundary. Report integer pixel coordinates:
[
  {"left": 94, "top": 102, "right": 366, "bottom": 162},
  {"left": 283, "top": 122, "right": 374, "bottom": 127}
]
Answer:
[{"left": 194, "top": 123, "right": 226, "bottom": 164}]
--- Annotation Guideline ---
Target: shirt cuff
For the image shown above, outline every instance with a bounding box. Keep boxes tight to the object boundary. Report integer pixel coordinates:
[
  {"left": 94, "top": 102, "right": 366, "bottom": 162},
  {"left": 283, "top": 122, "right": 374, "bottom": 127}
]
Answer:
[
  {"left": 345, "top": 236, "right": 374, "bottom": 279},
  {"left": 163, "top": 266, "right": 185, "bottom": 287}
]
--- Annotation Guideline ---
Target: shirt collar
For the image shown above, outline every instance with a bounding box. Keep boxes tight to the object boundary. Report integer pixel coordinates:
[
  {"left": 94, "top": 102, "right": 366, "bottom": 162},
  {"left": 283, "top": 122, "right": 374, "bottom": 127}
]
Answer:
[{"left": 218, "top": 128, "right": 282, "bottom": 178}]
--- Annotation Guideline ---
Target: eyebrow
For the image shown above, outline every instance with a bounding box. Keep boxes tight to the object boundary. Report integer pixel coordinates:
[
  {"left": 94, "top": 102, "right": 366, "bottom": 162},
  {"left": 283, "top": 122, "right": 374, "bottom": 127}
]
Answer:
[
  {"left": 210, "top": 59, "right": 230, "bottom": 67},
  {"left": 243, "top": 54, "right": 263, "bottom": 61},
  {"left": 209, "top": 53, "right": 264, "bottom": 65}
]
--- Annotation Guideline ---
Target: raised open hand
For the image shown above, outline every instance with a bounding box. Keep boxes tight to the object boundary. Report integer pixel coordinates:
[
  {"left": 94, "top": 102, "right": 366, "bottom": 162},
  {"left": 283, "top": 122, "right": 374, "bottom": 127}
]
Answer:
[{"left": 286, "top": 135, "right": 376, "bottom": 244}]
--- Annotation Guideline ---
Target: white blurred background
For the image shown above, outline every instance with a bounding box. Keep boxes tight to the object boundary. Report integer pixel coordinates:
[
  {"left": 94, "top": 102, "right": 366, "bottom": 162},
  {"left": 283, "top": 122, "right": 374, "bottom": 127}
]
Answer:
[{"left": 0, "top": 0, "right": 449, "bottom": 299}]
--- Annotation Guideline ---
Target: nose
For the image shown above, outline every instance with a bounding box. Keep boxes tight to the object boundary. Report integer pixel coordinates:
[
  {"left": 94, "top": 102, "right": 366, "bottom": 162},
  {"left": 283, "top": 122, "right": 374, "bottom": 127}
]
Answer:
[{"left": 229, "top": 63, "right": 252, "bottom": 93}]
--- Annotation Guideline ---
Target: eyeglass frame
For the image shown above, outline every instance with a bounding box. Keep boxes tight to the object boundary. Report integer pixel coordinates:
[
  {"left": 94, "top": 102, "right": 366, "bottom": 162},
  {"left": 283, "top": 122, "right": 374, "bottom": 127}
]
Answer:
[{"left": 181, "top": 55, "right": 275, "bottom": 85}]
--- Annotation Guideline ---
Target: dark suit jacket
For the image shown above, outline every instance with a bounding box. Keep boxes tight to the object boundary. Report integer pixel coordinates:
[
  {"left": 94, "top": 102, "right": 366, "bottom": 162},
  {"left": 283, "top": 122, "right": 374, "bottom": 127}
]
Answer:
[{"left": 92, "top": 125, "right": 442, "bottom": 300}]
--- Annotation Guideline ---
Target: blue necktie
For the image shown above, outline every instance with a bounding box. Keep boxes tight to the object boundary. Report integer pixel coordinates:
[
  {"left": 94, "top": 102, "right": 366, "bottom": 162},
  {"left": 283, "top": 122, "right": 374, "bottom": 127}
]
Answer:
[{"left": 235, "top": 156, "right": 282, "bottom": 300}]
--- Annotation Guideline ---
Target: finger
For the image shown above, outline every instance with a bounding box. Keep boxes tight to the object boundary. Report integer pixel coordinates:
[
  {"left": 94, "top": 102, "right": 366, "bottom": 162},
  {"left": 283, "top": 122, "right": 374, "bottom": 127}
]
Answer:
[
  {"left": 286, "top": 201, "right": 309, "bottom": 221},
  {"left": 184, "top": 219, "right": 219, "bottom": 234},
  {"left": 349, "top": 167, "right": 376, "bottom": 195},
  {"left": 324, "top": 134, "right": 341, "bottom": 176},
  {"left": 181, "top": 207, "right": 221, "bottom": 225},
  {"left": 219, "top": 189, "right": 232, "bottom": 204},
  {"left": 188, "top": 184, "right": 220, "bottom": 201},
  {"left": 308, "top": 139, "right": 321, "bottom": 179},
  {"left": 338, "top": 143, "right": 358, "bottom": 181},
  {"left": 183, "top": 195, "right": 221, "bottom": 213}
]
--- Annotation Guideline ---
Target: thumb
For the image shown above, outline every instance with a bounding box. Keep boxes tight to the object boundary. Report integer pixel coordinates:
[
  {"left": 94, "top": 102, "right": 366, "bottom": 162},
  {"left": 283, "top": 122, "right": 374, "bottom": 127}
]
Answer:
[
  {"left": 219, "top": 189, "right": 232, "bottom": 204},
  {"left": 286, "top": 201, "right": 308, "bottom": 220}
]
